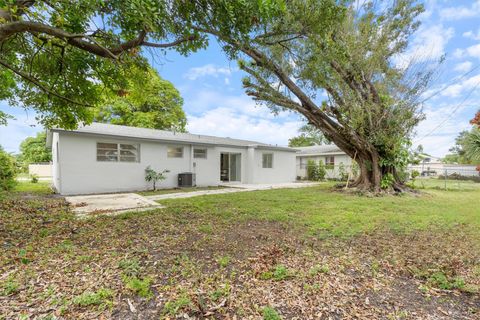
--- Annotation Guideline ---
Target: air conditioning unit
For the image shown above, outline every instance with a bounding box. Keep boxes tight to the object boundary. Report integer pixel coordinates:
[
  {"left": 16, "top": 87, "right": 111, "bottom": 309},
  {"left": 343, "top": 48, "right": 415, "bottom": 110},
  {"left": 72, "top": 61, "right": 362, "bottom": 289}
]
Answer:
[{"left": 178, "top": 172, "right": 196, "bottom": 187}]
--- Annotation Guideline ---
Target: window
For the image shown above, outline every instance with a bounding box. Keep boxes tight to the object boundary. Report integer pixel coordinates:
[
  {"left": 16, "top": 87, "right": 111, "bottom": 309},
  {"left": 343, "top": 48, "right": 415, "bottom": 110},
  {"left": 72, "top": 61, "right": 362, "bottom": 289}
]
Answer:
[
  {"left": 119, "top": 144, "right": 139, "bottom": 162},
  {"left": 194, "top": 148, "right": 207, "bottom": 159},
  {"left": 167, "top": 146, "right": 183, "bottom": 158},
  {"left": 325, "top": 156, "right": 335, "bottom": 168},
  {"left": 300, "top": 157, "right": 307, "bottom": 169},
  {"left": 262, "top": 153, "right": 273, "bottom": 168},
  {"left": 97, "top": 142, "right": 139, "bottom": 162}
]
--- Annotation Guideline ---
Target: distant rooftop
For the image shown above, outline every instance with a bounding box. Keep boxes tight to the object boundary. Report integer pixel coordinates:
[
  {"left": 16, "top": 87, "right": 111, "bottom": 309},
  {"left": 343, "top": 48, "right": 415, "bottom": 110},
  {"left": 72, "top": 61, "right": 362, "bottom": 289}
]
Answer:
[
  {"left": 295, "top": 145, "right": 345, "bottom": 155},
  {"left": 50, "top": 123, "right": 295, "bottom": 151}
]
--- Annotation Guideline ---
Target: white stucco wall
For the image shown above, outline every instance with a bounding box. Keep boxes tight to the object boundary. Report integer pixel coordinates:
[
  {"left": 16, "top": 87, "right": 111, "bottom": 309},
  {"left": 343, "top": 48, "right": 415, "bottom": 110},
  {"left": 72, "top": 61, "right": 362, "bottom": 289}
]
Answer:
[
  {"left": 250, "top": 149, "right": 296, "bottom": 184},
  {"left": 54, "top": 132, "right": 296, "bottom": 195},
  {"left": 296, "top": 154, "right": 353, "bottom": 179},
  {"left": 51, "top": 132, "right": 61, "bottom": 192}
]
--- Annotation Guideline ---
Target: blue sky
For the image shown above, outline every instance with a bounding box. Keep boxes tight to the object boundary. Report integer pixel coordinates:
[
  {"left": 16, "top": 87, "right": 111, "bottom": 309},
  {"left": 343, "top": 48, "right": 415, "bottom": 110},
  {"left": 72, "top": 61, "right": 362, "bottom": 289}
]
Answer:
[{"left": 1, "top": 0, "right": 480, "bottom": 158}]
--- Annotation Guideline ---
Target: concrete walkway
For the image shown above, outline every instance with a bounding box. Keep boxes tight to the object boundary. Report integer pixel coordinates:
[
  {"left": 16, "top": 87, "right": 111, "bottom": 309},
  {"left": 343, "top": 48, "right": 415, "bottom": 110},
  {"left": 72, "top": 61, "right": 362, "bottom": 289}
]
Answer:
[{"left": 145, "top": 182, "right": 320, "bottom": 201}]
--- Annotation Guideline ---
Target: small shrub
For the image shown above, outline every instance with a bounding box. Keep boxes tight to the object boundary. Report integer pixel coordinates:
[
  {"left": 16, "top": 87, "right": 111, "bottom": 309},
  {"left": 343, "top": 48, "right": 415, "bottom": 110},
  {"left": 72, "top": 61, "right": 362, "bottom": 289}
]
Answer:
[
  {"left": 338, "top": 162, "right": 348, "bottom": 181},
  {"left": 144, "top": 166, "right": 169, "bottom": 190},
  {"left": 317, "top": 160, "right": 326, "bottom": 180},
  {"left": 123, "top": 276, "right": 153, "bottom": 299},
  {"left": 0, "top": 147, "right": 17, "bottom": 191},
  {"left": 262, "top": 306, "right": 282, "bottom": 320},
  {"left": 306, "top": 159, "right": 319, "bottom": 181},
  {"left": 380, "top": 173, "right": 395, "bottom": 189},
  {"left": 73, "top": 288, "right": 113, "bottom": 308},
  {"left": 30, "top": 174, "right": 39, "bottom": 183}
]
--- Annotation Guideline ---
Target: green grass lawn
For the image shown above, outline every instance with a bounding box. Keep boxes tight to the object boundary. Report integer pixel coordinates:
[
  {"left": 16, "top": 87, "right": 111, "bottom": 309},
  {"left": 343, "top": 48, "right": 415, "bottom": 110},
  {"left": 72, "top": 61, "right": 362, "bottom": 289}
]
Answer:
[
  {"left": 1, "top": 181, "right": 479, "bottom": 319},
  {"left": 158, "top": 182, "right": 480, "bottom": 237},
  {"left": 11, "top": 180, "right": 53, "bottom": 195}
]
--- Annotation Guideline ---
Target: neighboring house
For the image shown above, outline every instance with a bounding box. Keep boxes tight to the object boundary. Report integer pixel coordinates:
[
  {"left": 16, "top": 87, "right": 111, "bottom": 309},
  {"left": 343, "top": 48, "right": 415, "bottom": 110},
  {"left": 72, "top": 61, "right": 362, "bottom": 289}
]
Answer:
[
  {"left": 47, "top": 123, "right": 297, "bottom": 195},
  {"left": 295, "top": 145, "right": 353, "bottom": 179}
]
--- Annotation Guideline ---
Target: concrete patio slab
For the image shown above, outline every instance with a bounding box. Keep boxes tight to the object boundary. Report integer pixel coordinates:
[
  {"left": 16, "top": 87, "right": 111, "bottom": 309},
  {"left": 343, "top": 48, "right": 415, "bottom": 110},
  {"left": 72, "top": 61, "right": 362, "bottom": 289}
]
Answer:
[{"left": 65, "top": 193, "right": 162, "bottom": 217}]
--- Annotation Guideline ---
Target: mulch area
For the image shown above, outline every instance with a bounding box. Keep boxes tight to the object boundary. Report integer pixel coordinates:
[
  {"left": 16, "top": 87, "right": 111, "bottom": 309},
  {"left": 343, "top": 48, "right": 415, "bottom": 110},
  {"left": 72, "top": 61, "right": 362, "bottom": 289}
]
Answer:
[{"left": 0, "top": 196, "right": 479, "bottom": 319}]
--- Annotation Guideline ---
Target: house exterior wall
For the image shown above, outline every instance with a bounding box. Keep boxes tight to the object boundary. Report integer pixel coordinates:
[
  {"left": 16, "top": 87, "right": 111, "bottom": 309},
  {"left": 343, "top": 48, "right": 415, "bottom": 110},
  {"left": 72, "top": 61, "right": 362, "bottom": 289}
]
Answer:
[
  {"left": 251, "top": 149, "right": 296, "bottom": 184},
  {"left": 54, "top": 132, "right": 296, "bottom": 195},
  {"left": 296, "top": 154, "right": 353, "bottom": 179},
  {"left": 51, "top": 132, "right": 61, "bottom": 192}
]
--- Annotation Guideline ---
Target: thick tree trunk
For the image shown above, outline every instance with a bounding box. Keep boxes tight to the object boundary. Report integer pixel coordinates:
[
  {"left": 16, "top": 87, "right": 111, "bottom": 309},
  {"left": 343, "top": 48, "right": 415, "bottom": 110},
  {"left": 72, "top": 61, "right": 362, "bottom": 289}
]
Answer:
[{"left": 307, "top": 116, "right": 407, "bottom": 193}]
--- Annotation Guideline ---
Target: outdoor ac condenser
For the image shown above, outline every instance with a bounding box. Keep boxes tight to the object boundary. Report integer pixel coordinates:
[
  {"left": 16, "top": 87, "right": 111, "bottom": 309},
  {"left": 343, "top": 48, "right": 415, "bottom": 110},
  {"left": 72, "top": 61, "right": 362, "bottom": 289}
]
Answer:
[{"left": 178, "top": 172, "right": 196, "bottom": 187}]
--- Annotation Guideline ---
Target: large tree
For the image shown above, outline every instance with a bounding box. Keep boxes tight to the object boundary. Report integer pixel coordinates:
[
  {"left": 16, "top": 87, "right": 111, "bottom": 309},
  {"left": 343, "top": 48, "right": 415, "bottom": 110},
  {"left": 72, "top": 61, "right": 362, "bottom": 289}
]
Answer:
[
  {"left": 0, "top": 0, "right": 282, "bottom": 128},
  {"left": 19, "top": 131, "right": 51, "bottom": 164},
  {"left": 443, "top": 130, "right": 476, "bottom": 164},
  {"left": 203, "top": 0, "right": 435, "bottom": 192},
  {"left": 94, "top": 65, "right": 187, "bottom": 131},
  {"left": 289, "top": 124, "right": 328, "bottom": 147}
]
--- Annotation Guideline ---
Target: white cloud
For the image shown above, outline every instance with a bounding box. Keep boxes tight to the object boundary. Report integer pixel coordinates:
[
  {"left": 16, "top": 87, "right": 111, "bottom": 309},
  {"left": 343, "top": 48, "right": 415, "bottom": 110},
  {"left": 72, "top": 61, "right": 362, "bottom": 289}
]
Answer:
[
  {"left": 183, "top": 64, "right": 236, "bottom": 81},
  {"left": 453, "top": 61, "right": 473, "bottom": 73},
  {"left": 441, "top": 74, "right": 480, "bottom": 98},
  {"left": 439, "top": 1, "right": 480, "bottom": 21},
  {"left": 452, "top": 48, "right": 465, "bottom": 59},
  {"left": 183, "top": 90, "right": 303, "bottom": 146},
  {"left": 187, "top": 107, "right": 301, "bottom": 146},
  {"left": 463, "top": 29, "right": 480, "bottom": 41},
  {"left": 394, "top": 25, "right": 454, "bottom": 68},
  {"left": 465, "top": 43, "right": 480, "bottom": 59},
  {"left": 414, "top": 103, "right": 474, "bottom": 156}
]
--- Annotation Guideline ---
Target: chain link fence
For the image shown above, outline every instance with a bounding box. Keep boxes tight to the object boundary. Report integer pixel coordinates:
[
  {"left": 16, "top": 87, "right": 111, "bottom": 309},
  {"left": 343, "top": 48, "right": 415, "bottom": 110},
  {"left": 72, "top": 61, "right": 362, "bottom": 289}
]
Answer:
[
  {"left": 407, "top": 165, "right": 480, "bottom": 191},
  {"left": 296, "top": 163, "right": 480, "bottom": 191}
]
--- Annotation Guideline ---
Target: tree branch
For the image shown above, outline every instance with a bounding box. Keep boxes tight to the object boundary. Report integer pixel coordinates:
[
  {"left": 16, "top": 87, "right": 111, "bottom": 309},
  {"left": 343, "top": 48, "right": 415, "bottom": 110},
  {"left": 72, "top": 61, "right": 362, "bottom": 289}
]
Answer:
[
  {"left": 0, "top": 21, "right": 197, "bottom": 59},
  {"left": 0, "top": 58, "right": 94, "bottom": 108}
]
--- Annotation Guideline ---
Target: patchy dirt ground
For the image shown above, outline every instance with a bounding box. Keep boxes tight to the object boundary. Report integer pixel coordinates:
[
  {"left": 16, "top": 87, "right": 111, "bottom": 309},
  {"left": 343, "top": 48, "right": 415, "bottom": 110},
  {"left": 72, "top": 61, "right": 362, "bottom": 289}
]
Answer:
[{"left": 1, "top": 192, "right": 479, "bottom": 319}]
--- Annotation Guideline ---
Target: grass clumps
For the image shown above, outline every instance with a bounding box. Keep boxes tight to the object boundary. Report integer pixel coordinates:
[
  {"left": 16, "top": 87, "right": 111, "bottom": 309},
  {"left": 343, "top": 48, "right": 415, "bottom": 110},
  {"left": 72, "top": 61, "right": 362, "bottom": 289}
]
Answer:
[
  {"left": 2, "top": 276, "right": 19, "bottom": 296},
  {"left": 262, "top": 306, "right": 282, "bottom": 320},
  {"left": 162, "top": 295, "right": 192, "bottom": 316},
  {"left": 118, "top": 257, "right": 153, "bottom": 299},
  {"left": 123, "top": 277, "right": 153, "bottom": 299},
  {"left": 73, "top": 288, "right": 113, "bottom": 309},
  {"left": 260, "top": 265, "right": 290, "bottom": 281}
]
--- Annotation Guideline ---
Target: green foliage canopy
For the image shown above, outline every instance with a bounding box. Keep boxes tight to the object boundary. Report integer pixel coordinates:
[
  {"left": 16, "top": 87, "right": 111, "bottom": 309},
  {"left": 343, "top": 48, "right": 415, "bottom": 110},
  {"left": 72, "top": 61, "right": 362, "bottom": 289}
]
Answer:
[
  {"left": 0, "top": 0, "right": 284, "bottom": 128},
  {"left": 94, "top": 66, "right": 186, "bottom": 131},
  {"left": 0, "top": 146, "right": 17, "bottom": 190},
  {"left": 289, "top": 124, "right": 328, "bottom": 147},
  {"left": 19, "top": 132, "right": 51, "bottom": 164}
]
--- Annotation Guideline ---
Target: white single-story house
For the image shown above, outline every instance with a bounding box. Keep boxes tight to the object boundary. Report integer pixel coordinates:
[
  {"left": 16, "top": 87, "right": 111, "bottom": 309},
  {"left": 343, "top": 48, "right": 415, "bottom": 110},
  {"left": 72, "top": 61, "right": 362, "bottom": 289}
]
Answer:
[
  {"left": 47, "top": 123, "right": 297, "bottom": 195},
  {"left": 295, "top": 145, "right": 353, "bottom": 179}
]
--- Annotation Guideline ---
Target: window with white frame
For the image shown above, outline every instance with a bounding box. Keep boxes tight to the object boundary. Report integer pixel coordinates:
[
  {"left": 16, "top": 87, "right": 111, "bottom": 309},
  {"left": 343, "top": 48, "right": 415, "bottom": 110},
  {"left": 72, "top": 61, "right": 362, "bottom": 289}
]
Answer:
[
  {"left": 262, "top": 153, "right": 273, "bottom": 168},
  {"left": 167, "top": 146, "right": 183, "bottom": 158},
  {"left": 97, "top": 142, "right": 139, "bottom": 162},
  {"left": 325, "top": 156, "right": 335, "bottom": 167},
  {"left": 193, "top": 148, "right": 207, "bottom": 159}
]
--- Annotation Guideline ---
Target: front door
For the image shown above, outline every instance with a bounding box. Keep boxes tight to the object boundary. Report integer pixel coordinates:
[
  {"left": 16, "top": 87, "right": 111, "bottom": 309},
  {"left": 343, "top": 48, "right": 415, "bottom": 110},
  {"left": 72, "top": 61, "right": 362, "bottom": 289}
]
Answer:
[{"left": 220, "top": 153, "right": 241, "bottom": 182}]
